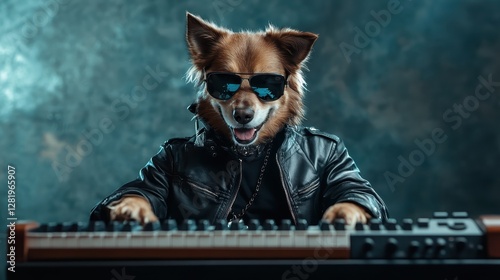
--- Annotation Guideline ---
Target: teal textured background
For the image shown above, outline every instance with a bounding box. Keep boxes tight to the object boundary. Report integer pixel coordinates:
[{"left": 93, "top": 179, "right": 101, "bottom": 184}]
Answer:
[{"left": 1, "top": 0, "right": 499, "bottom": 230}]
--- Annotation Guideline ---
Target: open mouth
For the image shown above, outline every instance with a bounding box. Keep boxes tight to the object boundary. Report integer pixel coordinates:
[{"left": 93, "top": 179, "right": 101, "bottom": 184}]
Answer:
[{"left": 232, "top": 123, "right": 264, "bottom": 145}]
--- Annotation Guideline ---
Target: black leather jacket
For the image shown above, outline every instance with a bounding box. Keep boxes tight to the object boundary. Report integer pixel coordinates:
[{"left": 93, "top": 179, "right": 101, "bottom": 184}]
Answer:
[{"left": 90, "top": 125, "right": 389, "bottom": 225}]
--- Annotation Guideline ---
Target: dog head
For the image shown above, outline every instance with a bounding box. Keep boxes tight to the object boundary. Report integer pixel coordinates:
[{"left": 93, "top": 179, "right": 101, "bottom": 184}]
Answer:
[{"left": 185, "top": 13, "right": 318, "bottom": 146}]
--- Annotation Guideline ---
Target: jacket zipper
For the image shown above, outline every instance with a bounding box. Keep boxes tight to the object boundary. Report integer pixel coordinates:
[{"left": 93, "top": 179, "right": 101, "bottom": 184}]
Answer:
[
  {"left": 185, "top": 179, "right": 218, "bottom": 199},
  {"left": 225, "top": 159, "right": 243, "bottom": 219},
  {"left": 276, "top": 153, "right": 297, "bottom": 225}
]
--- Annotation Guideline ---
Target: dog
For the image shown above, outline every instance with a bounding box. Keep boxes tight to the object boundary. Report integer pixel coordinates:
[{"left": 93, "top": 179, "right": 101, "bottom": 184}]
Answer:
[{"left": 102, "top": 12, "right": 386, "bottom": 227}]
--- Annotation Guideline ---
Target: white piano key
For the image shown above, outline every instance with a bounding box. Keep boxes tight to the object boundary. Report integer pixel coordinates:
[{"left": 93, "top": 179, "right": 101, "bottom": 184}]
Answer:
[
  {"left": 197, "top": 232, "right": 213, "bottom": 247},
  {"left": 185, "top": 232, "right": 199, "bottom": 247},
  {"left": 115, "top": 232, "right": 131, "bottom": 247},
  {"left": 128, "top": 232, "right": 146, "bottom": 248},
  {"left": 157, "top": 232, "right": 173, "bottom": 247},
  {"left": 170, "top": 232, "right": 186, "bottom": 247},
  {"left": 278, "top": 231, "right": 293, "bottom": 247},
  {"left": 213, "top": 231, "right": 227, "bottom": 247},
  {"left": 28, "top": 233, "right": 51, "bottom": 248},
  {"left": 102, "top": 233, "right": 118, "bottom": 248},
  {"left": 142, "top": 232, "right": 158, "bottom": 247},
  {"left": 250, "top": 231, "right": 266, "bottom": 247},
  {"left": 264, "top": 231, "right": 279, "bottom": 247},
  {"left": 225, "top": 232, "right": 238, "bottom": 247},
  {"left": 237, "top": 232, "right": 251, "bottom": 247},
  {"left": 293, "top": 230, "right": 308, "bottom": 247}
]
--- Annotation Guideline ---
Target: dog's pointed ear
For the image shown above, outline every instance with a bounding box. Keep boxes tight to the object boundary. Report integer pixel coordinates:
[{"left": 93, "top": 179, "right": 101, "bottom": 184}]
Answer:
[
  {"left": 266, "top": 29, "right": 318, "bottom": 70},
  {"left": 186, "top": 12, "right": 226, "bottom": 63}
]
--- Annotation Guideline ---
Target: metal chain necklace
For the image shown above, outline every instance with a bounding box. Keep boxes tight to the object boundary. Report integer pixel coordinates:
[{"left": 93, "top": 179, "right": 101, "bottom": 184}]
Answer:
[{"left": 229, "top": 140, "right": 273, "bottom": 224}]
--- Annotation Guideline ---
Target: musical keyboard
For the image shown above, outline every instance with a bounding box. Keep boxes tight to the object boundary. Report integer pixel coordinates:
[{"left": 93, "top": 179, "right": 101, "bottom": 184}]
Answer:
[{"left": 6, "top": 212, "right": 500, "bottom": 280}]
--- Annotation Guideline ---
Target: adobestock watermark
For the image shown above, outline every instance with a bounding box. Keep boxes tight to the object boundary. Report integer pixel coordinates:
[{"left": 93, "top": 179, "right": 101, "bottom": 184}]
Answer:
[
  {"left": 51, "top": 64, "right": 169, "bottom": 182},
  {"left": 212, "top": 0, "right": 243, "bottom": 22},
  {"left": 281, "top": 239, "right": 339, "bottom": 280},
  {"left": 385, "top": 73, "right": 500, "bottom": 191},
  {"left": 110, "top": 267, "right": 135, "bottom": 280},
  {"left": 339, "top": 0, "right": 412, "bottom": 63}
]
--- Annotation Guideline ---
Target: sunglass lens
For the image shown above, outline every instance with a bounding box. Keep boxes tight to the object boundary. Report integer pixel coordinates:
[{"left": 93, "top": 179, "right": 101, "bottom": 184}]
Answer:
[
  {"left": 250, "top": 74, "right": 285, "bottom": 101},
  {"left": 207, "top": 73, "right": 241, "bottom": 100}
]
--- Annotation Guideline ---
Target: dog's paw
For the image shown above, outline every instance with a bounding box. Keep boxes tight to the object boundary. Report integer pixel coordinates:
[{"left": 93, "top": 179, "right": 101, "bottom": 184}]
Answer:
[
  {"left": 107, "top": 195, "right": 158, "bottom": 225},
  {"left": 322, "top": 202, "right": 372, "bottom": 225}
]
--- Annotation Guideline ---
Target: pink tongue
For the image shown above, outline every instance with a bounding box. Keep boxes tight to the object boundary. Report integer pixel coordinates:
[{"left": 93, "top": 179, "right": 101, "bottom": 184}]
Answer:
[{"left": 234, "top": 128, "right": 257, "bottom": 141}]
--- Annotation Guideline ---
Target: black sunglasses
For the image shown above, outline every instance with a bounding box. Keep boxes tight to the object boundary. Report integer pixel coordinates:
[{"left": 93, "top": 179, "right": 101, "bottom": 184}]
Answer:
[{"left": 204, "top": 71, "right": 287, "bottom": 101}]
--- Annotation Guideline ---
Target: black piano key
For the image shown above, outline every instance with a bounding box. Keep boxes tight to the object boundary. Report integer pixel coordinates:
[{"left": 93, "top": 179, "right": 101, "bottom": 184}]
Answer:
[
  {"left": 214, "top": 219, "right": 227, "bottom": 230},
  {"left": 62, "top": 222, "right": 80, "bottom": 232},
  {"left": 121, "top": 221, "right": 141, "bottom": 232},
  {"left": 296, "top": 219, "right": 308, "bottom": 230},
  {"left": 197, "top": 220, "right": 211, "bottom": 231},
  {"left": 247, "top": 219, "right": 260, "bottom": 230},
  {"left": 319, "top": 219, "right": 331, "bottom": 231},
  {"left": 229, "top": 220, "right": 245, "bottom": 231},
  {"left": 161, "top": 219, "right": 178, "bottom": 231},
  {"left": 334, "top": 219, "right": 346, "bottom": 230},
  {"left": 87, "top": 220, "right": 106, "bottom": 232},
  {"left": 279, "top": 219, "right": 292, "bottom": 230},
  {"left": 47, "top": 222, "right": 63, "bottom": 232},
  {"left": 106, "top": 221, "right": 123, "bottom": 232},
  {"left": 179, "top": 219, "right": 196, "bottom": 231},
  {"left": 33, "top": 224, "right": 49, "bottom": 232},
  {"left": 143, "top": 221, "right": 161, "bottom": 231},
  {"left": 263, "top": 219, "right": 276, "bottom": 230}
]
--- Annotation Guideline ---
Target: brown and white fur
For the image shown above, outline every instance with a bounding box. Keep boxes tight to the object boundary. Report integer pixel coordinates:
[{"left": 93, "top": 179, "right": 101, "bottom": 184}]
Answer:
[{"left": 108, "top": 12, "right": 371, "bottom": 226}]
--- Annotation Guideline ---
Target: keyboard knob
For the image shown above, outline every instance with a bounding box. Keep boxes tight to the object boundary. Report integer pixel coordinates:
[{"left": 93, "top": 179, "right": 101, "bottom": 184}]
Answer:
[
  {"left": 455, "top": 237, "right": 467, "bottom": 253},
  {"left": 363, "top": 238, "right": 375, "bottom": 253},
  {"left": 436, "top": 238, "right": 447, "bottom": 249},
  {"left": 408, "top": 240, "right": 420, "bottom": 257},
  {"left": 334, "top": 219, "right": 346, "bottom": 230},
  {"left": 424, "top": 238, "right": 434, "bottom": 250},
  {"left": 385, "top": 238, "right": 399, "bottom": 256}
]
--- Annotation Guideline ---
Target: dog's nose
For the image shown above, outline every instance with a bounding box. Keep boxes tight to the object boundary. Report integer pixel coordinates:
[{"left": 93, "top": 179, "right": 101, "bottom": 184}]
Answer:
[{"left": 233, "top": 108, "right": 254, "bottom": 124}]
